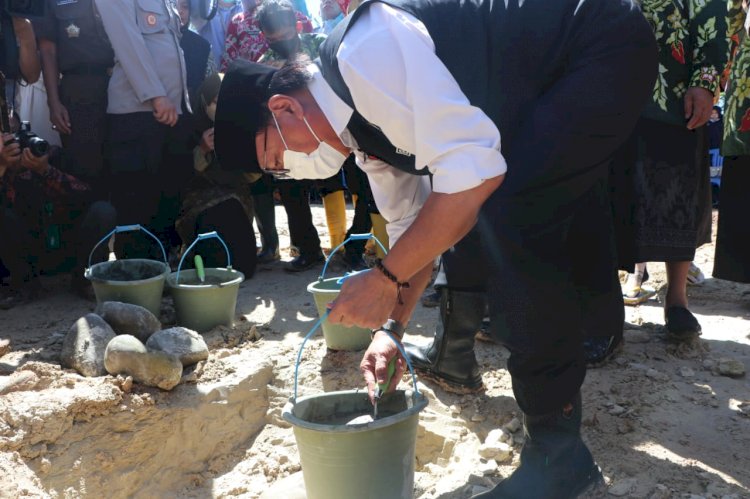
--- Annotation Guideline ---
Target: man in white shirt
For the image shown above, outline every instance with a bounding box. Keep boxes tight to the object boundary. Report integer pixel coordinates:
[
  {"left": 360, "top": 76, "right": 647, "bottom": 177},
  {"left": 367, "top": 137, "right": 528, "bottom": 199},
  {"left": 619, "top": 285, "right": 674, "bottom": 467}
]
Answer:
[{"left": 215, "top": 1, "right": 657, "bottom": 496}]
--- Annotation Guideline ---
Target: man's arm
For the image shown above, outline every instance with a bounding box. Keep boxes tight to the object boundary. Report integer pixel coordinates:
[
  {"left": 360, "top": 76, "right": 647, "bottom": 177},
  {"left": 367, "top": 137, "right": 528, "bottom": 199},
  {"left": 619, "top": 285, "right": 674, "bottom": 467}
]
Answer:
[
  {"left": 12, "top": 17, "right": 41, "bottom": 83},
  {"left": 38, "top": 38, "right": 71, "bottom": 134}
]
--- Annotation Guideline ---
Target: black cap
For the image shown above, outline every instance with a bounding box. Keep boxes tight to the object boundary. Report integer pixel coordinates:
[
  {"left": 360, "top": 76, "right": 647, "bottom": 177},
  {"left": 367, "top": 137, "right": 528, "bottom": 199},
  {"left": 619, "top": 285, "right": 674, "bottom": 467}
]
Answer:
[{"left": 214, "top": 60, "right": 277, "bottom": 172}]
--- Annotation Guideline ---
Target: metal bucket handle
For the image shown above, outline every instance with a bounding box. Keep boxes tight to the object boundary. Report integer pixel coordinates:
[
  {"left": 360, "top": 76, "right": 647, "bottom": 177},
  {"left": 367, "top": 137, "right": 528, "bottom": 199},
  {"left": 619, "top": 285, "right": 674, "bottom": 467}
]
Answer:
[
  {"left": 87, "top": 224, "right": 167, "bottom": 269},
  {"left": 318, "top": 233, "right": 389, "bottom": 284},
  {"left": 174, "top": 231, "right": 232, "bottom": 284},
  {"left": 293, "top": 309, "right": 420, "bottom": 403}
]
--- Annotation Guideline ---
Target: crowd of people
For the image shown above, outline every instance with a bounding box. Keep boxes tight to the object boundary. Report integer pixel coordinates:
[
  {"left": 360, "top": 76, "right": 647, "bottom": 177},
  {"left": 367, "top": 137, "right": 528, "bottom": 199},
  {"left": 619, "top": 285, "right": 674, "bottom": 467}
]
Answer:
[
  {"left": 0, "top": 0, "right": 379, "bottom": 310},
  {"left": 1, "top": 0, "right": 750, "bottom": 496}
]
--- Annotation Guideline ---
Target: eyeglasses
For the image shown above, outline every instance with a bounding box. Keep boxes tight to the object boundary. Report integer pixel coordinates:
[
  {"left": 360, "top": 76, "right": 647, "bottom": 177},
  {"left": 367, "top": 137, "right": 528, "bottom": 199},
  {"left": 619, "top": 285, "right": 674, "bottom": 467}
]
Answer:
[{"left": 260, "top": 125, "right": 291, "bottom": 179}]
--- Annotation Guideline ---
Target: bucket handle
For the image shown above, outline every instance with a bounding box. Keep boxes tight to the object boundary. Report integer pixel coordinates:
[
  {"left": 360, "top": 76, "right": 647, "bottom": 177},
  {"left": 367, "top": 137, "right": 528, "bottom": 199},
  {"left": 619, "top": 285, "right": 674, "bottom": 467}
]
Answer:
[
  {"left": 175, "top": 231, "right": 231, "bottom": 284},
  {"left": 318, "top": 233, "right": 388, "bottom": 283},
  {"left": 87, "top": 224, "right": 167, "bottom": 269},
  {"left": 293, "top": 309, "right": 420, "bottom": 403}
]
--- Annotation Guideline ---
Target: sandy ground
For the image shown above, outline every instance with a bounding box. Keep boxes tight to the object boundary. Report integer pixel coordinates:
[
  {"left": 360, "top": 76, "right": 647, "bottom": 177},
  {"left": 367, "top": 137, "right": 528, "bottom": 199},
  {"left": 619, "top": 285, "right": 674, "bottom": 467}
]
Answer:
[{"left": 0, "top": 206, "right": 748, "bottom": 499}]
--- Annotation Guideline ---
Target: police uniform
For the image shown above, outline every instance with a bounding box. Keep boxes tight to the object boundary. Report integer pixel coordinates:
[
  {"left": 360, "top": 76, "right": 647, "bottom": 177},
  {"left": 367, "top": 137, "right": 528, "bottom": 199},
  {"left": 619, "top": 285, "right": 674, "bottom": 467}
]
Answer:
[
  {"left": 34, "top": 0, "right": 114, "bottom": 189},
  {"left": 94, "top": 0, "right": 191, "bottom": 257}
]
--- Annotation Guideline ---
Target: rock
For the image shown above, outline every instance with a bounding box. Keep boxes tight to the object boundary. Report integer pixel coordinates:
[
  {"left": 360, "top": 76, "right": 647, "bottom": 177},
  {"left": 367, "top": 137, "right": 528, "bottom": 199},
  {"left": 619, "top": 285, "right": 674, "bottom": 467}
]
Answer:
[
  {"left": 0, "top": 338, "right": 10, "bottom": 357},
  {"left": 104, "top": 335, "right": 183, "bottom": 390},
  {"left": 679, "top": 366, "right": 695, "bottom": 378},
  {"left": 608, "top": 405, "right": 627, "bottom": 416},
  {"left": 61, "top": 314, "right": 117, "bottom": 377},
  {"left": 624, "top": 329, "right": 651, "bottom": 344},
  {"left": 503, "top": 417, "right": 521, "bottom": 433},
  {"left": 646, "top": 368, "right": 668, "bottom": 381},
  {"left": 702, "top": 359, "right": 717, "bottom": 370},
  {"left": 97, "top": 301, "right": 161, "bottom": 342},
  {"left": 608, "top": 478, "right": 637, "bottom": 496},
  {"left": 478, "top": 459, "right": 498, "bottom": 475},
  {"left": 0, "top": 371, "right": 39, "bottom": 395},
  {"left": 478, "top": 433, "right": 513, "bottom": 463},
  {"left": 648, "top": 484, "right": 670, "bottom": 499},
  {"left": 471, "top": 413, "right": 486, "bottom": 422},
  {"left": 706, "top": 482, "right": 733, "bottom": 496},
  {"left": 146, "top": 327, "right": 209, "bottom": 366},
  {"left": 717, "top": 358, "right": 746, "bottom": 378}
]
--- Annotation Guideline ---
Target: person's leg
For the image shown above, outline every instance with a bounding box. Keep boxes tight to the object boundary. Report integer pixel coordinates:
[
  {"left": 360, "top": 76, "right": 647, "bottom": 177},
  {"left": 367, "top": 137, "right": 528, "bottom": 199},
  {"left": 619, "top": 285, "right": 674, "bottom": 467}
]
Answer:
[
  {"left": 713, "top": 156, "right": 750, "bottom": 282},
  {"left": 278, "top": 179, "right": 324, "bottom": 271},
  {"left": 250, "top": 176, "right": 280, "bottom": 262},
  {"left": 342, "top": 159, "right": 372, "bottom": 269},
  {"left": 0, "top": 209, "right": 40, "bottom": 309},
  {"left": 194, "top": 199, "right": 257, "bottom": 278},
  {"left": 70, "top": 201, "right": 117, "bottom": 295}
]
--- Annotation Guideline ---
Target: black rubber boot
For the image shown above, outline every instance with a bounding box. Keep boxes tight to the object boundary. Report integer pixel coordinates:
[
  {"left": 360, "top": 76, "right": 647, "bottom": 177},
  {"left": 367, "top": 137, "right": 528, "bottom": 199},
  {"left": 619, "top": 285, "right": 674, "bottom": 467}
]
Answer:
[
  {"left": 472, "top": 393, "right": 603, "bottom": 499},
  {"left": 403, "top": 289, "right": 485, "bottom": 394}
]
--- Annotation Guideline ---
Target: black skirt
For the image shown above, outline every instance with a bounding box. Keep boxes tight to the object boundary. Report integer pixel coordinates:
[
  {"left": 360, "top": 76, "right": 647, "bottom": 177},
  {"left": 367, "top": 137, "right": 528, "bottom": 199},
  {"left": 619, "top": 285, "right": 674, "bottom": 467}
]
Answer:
[
  {"left": 610, "top": 117, "right": 711, "bottom": 268},
  {"left": 713, "top": 156, "right": 750, "bottom": 283}
]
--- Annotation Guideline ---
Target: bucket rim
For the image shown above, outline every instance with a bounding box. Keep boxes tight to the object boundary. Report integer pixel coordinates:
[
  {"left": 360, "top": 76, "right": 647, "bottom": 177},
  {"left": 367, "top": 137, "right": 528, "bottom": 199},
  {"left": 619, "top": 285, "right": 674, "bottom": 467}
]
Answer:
[
  {"left": 306, "top": 275, "right": 348, "bottom": 293},
  {"left": 166, "top": 267, "right": 245, "bottom": 289},
  {"left": 281, "top": 389, "right": 428, "bottom": 433},
  {"left": 84, "top": 259, "right": 170, "bottom": 285}
]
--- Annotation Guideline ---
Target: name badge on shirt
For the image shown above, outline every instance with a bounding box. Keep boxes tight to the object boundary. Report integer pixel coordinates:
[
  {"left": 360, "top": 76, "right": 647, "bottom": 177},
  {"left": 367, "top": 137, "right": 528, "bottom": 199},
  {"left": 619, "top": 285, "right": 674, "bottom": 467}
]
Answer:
[
  {"left": 66, "top": 23, "right": 80, "bottom": 38},
  {"left": 395, "top": 148, "right": 413, "bottom": 157}
]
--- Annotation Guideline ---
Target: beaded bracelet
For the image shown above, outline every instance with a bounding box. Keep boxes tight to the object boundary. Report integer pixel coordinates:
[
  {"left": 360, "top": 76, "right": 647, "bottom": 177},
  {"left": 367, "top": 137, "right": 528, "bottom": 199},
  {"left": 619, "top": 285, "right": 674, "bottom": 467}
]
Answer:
[{"left": 375, "top": 260, "right": 410, "bottom": 305}]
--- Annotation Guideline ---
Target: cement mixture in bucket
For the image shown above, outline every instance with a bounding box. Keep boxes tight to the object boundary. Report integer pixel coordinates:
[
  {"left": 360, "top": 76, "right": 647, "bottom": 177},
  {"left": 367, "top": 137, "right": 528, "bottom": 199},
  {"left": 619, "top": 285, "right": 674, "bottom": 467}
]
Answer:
[{"left": 89, "top": 260, "right": 166, "bottom": 282}]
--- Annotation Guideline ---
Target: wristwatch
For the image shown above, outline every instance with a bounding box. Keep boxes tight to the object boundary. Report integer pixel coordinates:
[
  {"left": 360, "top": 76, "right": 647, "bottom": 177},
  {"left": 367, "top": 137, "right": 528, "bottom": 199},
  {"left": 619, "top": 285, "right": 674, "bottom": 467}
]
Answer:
[{"left": 372, "top": 319, "right": 406, "bottom": 340}]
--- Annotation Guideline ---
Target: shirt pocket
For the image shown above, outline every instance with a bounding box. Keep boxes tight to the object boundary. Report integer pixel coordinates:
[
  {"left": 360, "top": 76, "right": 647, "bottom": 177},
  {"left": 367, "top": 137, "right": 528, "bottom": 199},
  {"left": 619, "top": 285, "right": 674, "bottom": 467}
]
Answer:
[{"left": 135, "top": 0, "right": 168, "bottom": 34}]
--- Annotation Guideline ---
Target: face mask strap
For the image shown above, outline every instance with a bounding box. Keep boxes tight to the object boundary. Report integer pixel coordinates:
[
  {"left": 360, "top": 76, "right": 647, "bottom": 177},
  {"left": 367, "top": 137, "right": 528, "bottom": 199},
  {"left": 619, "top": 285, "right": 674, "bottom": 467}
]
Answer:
[
  {"left": 302, "top": 116, "right": 323, "bottom": 144},
  {"left": 271, "top": 113, "right": 290, "bottom": 150}
]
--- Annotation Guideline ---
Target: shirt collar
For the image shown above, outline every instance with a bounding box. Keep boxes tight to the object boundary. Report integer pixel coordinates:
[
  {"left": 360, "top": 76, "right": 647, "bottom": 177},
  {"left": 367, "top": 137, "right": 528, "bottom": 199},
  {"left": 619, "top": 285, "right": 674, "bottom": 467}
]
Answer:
[{"left": 306, "top": 63, "right": 353, "bottom": 140}]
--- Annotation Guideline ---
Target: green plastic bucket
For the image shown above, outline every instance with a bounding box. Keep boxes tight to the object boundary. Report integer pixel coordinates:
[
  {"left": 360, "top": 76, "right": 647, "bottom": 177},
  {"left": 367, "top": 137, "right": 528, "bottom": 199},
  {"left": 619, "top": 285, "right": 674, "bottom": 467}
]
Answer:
[
  {"left": 166, "top": 232, "right": 244, "bottom": 332},
  {"left": 283, "top": 325, "right": 427, "bottom": 499},
  {"left": 84, "top": 225, "right": 170, "bottom": 317},
  {"left": 306, "top": 234, "right": 389, "bottom": 351}
]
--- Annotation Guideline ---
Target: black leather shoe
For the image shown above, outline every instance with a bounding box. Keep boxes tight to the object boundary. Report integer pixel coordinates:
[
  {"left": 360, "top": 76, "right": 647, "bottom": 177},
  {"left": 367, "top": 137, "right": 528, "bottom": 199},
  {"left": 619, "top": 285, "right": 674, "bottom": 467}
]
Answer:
[
  {"left": 583, "top": 335, "right": 623, "bottom": 367},
  {"left": 343, "top": 251, "right": 368, "bottom": 272},
  {"left": 285, "top": 252, "right": 325, "bottom": 272},
  {"left": 257, "top": 247, "right": 280, "bottom": 265}
]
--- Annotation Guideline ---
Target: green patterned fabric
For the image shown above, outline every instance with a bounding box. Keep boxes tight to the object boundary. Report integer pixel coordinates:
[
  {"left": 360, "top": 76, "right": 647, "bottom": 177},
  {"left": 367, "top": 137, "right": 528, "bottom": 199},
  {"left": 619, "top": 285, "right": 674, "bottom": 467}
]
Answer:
[
  {"left": 722, "top": 3, "right": 750, "bottom": 156},
  {"left": 259, "top": 33, "right": 327, "bottom": 64},
  {"left": 639, "top": 0, "right": 730, "bottom": 126}
]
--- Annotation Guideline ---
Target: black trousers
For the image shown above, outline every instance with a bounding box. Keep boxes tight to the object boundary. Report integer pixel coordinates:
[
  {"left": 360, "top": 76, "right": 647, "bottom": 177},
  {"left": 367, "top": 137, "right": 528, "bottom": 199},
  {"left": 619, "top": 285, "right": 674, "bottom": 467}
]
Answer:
[
  {"left": 277, "top": 179, "right": 321, "bottom": 257},
  {"left": 193, "top": 199, "right": 257, "bottom": 278},
  {"left": 107, "top": 112, "right": 191, "bottom": 259},
  {"left": 59, "top": 73, "right": 110, "bottom": 195},
  {"left": 0, "top": 201, "right": 115, "bottom": 288}
]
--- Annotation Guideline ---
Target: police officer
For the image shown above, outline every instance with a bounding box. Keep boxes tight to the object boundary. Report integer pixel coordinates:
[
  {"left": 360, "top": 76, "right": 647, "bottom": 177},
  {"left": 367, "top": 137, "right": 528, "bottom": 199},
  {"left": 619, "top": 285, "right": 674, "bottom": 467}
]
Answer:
[
  {"left": 94, "top": 0, "right": 191, "bottom": 258},
  {"left": 35, "top": 0, "right": 115, "bottom": 195}
]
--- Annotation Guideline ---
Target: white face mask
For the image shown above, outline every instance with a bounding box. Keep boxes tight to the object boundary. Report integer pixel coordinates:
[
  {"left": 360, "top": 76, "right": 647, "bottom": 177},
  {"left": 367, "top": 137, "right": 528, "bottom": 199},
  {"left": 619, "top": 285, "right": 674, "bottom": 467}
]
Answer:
[{"left": 271, "top": 113, "right": 347, "bottom": 180}]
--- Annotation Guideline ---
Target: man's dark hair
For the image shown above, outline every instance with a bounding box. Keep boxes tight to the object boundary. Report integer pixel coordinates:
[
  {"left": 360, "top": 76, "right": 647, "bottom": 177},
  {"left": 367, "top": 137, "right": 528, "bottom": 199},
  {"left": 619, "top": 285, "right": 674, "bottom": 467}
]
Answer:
[
  {"left": 259, "top": 54, "right": 313, "bottom": 124},
  {"left": 257, "top": 0, "right": 296, "bottom": 34}
]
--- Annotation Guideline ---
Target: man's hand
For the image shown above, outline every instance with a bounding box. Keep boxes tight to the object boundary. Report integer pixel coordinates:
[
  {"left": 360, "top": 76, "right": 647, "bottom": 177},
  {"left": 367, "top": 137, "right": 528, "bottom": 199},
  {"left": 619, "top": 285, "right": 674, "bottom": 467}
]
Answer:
[
  {"left": 200, "top": 127, "right": 215, "bottom": 153},
  {"left": 328, "top": 269, "right": 398, "bottom": 329},
  {"left": 360, "top": 330, "right": 406, "bottom": 403},
  {"left": 20, "top": 149, "right": 49, "bottom": 175},
  {"left": 48, "top": 100, "right": 72, "bottom": 135},
  {"left": 0, "top": 134, "right": 21, "bottom": 170},
  {"left": 684, "top": 86, "right": 714, "bottom": 130},
  {"left": 151, "top": 96, "right": 178, "bottom": 126}
]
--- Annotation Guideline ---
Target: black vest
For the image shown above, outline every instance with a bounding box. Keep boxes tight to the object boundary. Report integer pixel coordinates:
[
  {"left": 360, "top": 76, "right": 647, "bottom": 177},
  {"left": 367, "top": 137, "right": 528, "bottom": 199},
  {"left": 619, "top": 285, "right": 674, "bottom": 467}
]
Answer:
[{"left": 318, "top": 0, "right": 634, "bottom": 180}]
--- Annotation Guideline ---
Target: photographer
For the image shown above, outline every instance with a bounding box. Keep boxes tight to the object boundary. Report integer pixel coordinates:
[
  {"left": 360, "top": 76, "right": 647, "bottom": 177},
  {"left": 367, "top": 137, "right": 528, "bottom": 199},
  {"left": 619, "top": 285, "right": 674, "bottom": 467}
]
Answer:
[{"left": 0, "top": 115, "right": 115, "bottom": 309}]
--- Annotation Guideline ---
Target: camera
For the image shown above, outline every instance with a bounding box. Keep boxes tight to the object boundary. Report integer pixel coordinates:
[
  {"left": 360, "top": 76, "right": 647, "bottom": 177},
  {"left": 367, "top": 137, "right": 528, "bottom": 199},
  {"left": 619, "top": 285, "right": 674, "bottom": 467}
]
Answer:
[
  {"left": 15, "top": 121, "right": 49, "bottom": 157},
  {"left": 4, "top": 0, "right": 45, "bottom": 18}
]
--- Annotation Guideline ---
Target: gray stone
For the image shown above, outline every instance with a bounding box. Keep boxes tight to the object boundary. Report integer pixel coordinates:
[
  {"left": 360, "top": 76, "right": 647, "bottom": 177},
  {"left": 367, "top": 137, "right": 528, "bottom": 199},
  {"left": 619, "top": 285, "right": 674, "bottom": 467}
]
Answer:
[
  {"left": 0, "top": 371, "right": 39, "bottom": 395},
  {"left": 0, "top": 338, "right": 10, "bottom": 357},
  {"left": 478, "top": 440, "right": 512, "bottom": 463},
  {"left": 104, "top": 335, "right": 183, "bottom": 390},
  {"left": 624, "top": 329, "right": 651, "bottom": 344},
  {"left": 503, "top": 417, "right": 522, "bottom": 433},
  {"left": 648, "top": 484, "right": 670, "bottom": 499},
  {"left": 61, "top": 314, "right": 116, "bottom": 377},
  {"left": 679, "top": 366, "right": 696, "bottom": 378},
  {"left": 608, "top": 478, "right": 637, "bottom": 496},
  {"left": 145, "top": 327, "right": 209, "bottom": 366},
  {"left": 717, "top": 358, "right": 746, "bottom": 378},
  {"left": 97, "top": 301, "right": 161, "bottom": 343}
]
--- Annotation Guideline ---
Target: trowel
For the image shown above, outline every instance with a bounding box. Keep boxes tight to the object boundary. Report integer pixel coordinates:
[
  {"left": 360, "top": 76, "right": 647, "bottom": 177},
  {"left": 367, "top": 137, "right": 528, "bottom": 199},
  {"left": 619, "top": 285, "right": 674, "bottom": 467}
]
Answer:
[
  {"left": 347, "top": 356, "right": 397, "bottom": 425},
  {"left": 194, "top": 254, "right": 206, "bottom": 283}
]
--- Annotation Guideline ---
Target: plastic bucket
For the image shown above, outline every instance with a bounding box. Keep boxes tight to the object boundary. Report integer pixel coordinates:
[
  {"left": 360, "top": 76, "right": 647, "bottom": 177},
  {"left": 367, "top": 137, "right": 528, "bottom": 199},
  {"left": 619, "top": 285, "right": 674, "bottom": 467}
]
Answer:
[
  {"left": 166, "top": 232, "right": 245, "bottom": 332},
  {"left": 306, "top": 234, "right": 389, "bottom": 351},
  {"left": 283, "top": 324, "right": 427, "bottom": 499},
  {"left": 84, "top": 225, "right": 169, "bottom": 316}
]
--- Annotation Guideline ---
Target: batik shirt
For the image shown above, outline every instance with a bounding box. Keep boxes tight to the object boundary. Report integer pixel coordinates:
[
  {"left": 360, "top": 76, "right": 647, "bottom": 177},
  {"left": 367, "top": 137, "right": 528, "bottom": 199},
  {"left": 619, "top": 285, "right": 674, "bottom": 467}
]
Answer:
[
  {"left": 639, "top": 0, "right": 729, "bottom": 126},
  {"left": 258, "top": 33, "right": 327, "bottom": 66},
  {"left": 721, "top": 2, "right": 750, "bottom": 155},
  {"left": 219, "top": 9, "right": 313, "bottom": 71}
]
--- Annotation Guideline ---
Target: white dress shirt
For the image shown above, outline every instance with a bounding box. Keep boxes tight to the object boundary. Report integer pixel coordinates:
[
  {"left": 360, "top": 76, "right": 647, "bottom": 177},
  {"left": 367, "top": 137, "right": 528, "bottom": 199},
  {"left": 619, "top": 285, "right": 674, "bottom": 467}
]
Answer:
[{"left": 308, "top": 3, "right": 507, "bottom": 244}]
